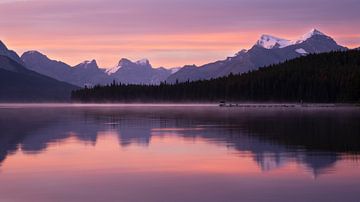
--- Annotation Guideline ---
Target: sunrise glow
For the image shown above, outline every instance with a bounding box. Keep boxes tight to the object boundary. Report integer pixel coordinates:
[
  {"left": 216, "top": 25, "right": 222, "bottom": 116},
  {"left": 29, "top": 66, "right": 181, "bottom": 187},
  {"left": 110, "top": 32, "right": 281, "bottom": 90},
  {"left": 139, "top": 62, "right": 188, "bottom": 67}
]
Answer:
[{"left": 1, "top": 0, "right": 359, "bottom": 68}]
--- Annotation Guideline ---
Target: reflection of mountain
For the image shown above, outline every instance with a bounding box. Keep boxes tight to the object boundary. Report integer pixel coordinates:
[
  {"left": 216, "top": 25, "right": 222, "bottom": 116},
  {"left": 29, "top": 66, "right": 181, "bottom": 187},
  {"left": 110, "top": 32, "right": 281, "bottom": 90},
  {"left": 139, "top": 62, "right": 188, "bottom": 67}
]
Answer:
[{"left": 0, "top": 107, "right": 359, "bottom": 176}]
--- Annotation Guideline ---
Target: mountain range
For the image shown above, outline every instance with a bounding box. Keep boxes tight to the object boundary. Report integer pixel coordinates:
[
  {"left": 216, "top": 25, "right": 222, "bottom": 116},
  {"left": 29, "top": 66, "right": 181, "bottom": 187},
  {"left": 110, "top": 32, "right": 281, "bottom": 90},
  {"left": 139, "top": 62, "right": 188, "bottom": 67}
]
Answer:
[
  {"left": 21, "top": 51, "right": 176, "bottom": 87},
  {"left": 0, "top": 43, "right": 77, "bottom": 101},
  {"left": 21, "top": 51, "right": 111, "bottom": 87},
  {"left": 72, "top": 49, "right": 360, "bottom": 103},
  {"left": 5, "top": 28, "right": 350, "bottom": 87},
  {"left": 0, "top": 28, "right": 356, "bottom": 101},
  {"left": 166, "top": 29, "right": 347, "bottom": 83}
]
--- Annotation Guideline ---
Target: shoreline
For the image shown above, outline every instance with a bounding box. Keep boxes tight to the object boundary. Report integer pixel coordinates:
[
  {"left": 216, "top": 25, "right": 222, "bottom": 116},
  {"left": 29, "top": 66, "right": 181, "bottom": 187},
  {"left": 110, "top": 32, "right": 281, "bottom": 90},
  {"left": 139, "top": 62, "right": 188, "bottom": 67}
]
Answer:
[{"left": 0, "top": 102, "right": 359, "bottom": 108}]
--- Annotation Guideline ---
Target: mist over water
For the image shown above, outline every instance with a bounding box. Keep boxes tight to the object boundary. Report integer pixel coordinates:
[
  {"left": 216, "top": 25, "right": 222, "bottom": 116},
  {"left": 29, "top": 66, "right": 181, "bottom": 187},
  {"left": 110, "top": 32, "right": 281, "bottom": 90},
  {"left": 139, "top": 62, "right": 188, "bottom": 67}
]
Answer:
[{"left": 0, "top": 104, "right": 359, "bottom": 202}]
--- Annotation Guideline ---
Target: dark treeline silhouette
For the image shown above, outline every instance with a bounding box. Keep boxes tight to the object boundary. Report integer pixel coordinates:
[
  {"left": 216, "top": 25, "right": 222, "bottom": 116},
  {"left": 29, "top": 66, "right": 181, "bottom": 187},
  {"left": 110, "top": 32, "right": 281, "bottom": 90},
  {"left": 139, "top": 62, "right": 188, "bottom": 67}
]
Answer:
[{"left": 72, "top": 50, "right": 360, "bottom": 103}]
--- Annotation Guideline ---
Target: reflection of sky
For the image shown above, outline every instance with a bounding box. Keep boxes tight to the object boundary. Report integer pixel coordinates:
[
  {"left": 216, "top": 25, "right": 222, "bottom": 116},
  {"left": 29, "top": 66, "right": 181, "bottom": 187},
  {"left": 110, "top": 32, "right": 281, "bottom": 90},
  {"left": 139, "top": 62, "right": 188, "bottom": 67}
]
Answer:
[
  {"left": 1, "top": 106, "right": 360, "bottom": 201},
  {"left": 0, "top": 111, "right": 351, "bottom": 177},
  {"left": 0, "top": 0, "right": 359, "bottom": 67},
  {"left": 1, "top": 133, "right": 360, "bottom": 202}
]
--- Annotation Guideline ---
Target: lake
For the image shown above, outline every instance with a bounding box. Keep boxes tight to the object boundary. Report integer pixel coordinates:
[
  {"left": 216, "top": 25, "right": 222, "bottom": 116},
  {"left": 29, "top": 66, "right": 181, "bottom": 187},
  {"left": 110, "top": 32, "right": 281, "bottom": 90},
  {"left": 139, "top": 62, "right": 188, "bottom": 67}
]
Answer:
[{"left": 0, "top": 104, "right": 359, "bottom": 202}]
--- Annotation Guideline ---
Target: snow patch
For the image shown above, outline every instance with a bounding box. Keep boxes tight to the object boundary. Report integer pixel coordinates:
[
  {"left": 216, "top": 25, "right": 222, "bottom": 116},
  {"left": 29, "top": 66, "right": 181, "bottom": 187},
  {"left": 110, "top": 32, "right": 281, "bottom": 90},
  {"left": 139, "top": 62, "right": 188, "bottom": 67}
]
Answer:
[
  {"left": 170, "top": 67, "right": 181, "bottom": 74},
  {"left": 106, "top": 66, "right": 120, "bottom": 75},
  {"left": 296, "top": 29, "right": 325, "bottom": 43},
  {"left": 295, "top": 48, "right": 308, "bottom": 55},
  {"left": 256, "top": 35, "right": 293, "bottom": 49}
]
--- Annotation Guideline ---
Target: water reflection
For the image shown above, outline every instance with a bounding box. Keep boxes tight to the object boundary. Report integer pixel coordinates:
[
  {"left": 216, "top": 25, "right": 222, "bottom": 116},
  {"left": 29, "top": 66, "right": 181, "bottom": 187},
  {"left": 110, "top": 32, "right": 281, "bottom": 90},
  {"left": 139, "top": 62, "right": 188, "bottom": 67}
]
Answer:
[
  {"left": 1, "top": 106, "right": 360, "bottom": 201},
  {"left": 1, "top": 106, "right": 359, "bottom": 176}
]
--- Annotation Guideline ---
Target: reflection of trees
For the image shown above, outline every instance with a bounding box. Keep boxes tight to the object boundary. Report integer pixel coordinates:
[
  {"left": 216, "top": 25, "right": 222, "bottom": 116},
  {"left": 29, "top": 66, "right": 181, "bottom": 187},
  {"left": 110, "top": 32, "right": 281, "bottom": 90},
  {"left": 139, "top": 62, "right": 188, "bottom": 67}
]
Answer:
[{"left": 0, "top": 107, "right": 359, "bottom": 176}]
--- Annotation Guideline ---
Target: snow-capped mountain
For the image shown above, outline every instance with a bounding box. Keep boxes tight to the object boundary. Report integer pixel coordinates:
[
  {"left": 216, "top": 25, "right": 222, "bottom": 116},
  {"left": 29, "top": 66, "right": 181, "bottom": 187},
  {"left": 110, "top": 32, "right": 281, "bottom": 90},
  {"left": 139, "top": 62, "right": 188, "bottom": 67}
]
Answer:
[
  {"left": 256, "top": 29, "right": 328, "bottom": 50},
  {"left": 167, "top": 29, "right": 347, "bottom": 83},
  {"left": 296, "top": 29, "right": 327, "bottom": 43},
  {"left": 107, "top": 58, "right": 173, "bottom": 84}
]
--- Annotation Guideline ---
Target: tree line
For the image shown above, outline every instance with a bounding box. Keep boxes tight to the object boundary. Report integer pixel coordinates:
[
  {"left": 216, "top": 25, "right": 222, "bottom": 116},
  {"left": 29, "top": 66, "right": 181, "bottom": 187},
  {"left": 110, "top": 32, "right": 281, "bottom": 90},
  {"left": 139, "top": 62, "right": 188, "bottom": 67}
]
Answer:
[{"left": 72, "top": 50, "right": 360, "bottom": 103}]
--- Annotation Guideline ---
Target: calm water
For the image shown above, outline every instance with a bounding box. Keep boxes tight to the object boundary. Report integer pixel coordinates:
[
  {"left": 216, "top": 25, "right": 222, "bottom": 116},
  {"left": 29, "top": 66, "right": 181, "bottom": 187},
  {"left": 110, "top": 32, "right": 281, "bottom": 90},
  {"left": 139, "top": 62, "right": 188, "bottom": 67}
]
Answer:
[{"left": 0, "top": 104, "right": 360, "bottom": 202}]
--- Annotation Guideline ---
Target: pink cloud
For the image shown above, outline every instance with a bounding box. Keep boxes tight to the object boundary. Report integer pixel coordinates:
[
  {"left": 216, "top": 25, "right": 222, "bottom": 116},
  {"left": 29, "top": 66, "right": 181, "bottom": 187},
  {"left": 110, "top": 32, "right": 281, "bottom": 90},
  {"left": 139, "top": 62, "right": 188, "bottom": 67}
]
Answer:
[{"left": 0, "top": 0, "right": 359, "bottom": 67}]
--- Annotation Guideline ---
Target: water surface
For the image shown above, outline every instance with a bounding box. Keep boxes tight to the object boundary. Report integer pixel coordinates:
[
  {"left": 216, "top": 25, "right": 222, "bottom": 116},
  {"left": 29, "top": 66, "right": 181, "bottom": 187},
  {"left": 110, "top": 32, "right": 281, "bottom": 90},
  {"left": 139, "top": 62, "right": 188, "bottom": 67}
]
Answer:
[{"left": 0, "top": 104, "right": 359, "bottom": 202}]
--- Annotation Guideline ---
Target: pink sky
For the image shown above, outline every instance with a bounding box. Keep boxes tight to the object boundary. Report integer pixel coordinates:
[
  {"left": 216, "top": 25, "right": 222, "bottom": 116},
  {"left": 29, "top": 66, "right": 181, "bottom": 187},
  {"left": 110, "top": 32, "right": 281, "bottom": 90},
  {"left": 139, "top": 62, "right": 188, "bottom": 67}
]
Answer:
[{"left": 0, "top": 0, "right": 359, "bottom": 68}]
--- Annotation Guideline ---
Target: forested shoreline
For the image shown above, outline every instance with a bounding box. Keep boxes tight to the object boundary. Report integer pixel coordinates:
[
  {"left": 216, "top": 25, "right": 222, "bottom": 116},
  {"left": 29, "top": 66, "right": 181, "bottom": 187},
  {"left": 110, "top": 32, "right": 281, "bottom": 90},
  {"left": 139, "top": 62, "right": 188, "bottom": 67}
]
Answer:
[{"left": 71, "top": 50, "right": 360, "bottom": 103}]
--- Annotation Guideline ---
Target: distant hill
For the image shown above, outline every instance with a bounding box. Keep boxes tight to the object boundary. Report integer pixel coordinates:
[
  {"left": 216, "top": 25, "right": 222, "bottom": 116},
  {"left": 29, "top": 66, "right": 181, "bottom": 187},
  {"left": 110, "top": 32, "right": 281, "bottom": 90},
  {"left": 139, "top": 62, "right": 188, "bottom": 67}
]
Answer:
[
  {"left": 0, "top": 55, "right": 78, "bottom": 102},
  {"left": 21, "top": 51, "right": 176, "bottom": 86},
  {"left": 167, "top": 29, "right": 347, "bottom": 83},
  {"left": 72, "top": 50, "right": 360, "bottom": 103},
  {"left": 21, "top": 51, "right": 112, "bottom": 87}
]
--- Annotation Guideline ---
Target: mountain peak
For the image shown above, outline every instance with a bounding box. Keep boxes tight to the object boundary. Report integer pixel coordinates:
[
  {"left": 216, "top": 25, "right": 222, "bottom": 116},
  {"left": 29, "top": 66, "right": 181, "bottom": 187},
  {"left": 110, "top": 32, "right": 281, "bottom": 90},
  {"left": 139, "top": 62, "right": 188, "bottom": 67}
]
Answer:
[
  {"left": 117, "top": 58, "right": 151, "bottom": 68},
  {"left": 256, "top": 34, "right": 292, "bottom": 49},
  {"left": 22, "top": 50, "right": 48, "bottom": 58},
  {"left": 0, "top": 40, "right": 23, "bottom": 64},
  {"left": 83, "top": 59, "right": 97, "bottom": 65},
  {"left": 136, "top": 58, "right": 150, "bottom": 66},
  {"left": 118, "top": 58, "right": 132, "bottom": 66},
  {"left": 21, "top": 50, "right": 55, "bottom": 65},
  {"left": 0, "top": 40, "right": 8, "bottom": 51},
  {"left": 296, "top": 28, "right": 328, "bottom": 43},
  {"left": 254, "top": 29, "right": 334, "bottom": 50},
  {"left": 105, "top": 58, "right": 133, "bottom": 75},
  {"left": 76, "top": 59, "right": 98, "bottom": 69},
  {"left": 307, "top": 28, "right": 325, "bottom": 36}
]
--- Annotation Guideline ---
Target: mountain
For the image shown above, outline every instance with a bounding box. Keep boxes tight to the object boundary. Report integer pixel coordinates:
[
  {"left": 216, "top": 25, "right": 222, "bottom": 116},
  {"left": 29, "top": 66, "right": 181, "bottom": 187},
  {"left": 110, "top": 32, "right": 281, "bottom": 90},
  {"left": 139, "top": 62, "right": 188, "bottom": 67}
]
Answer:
[
  {"left": 16, "top": 28, "right": 351, "bottom": 86},
  {"left": 0, "top": 40, "right": 24, "bottom": 65},
  {"left": 0, "top": 55, "right": 77, "bottom": 101},
  {"left": 21, "top": 51, "right": 73, "bottom": 81},
  {"left": 21, "top": 51, "right": 111, "bottom": 86},
  {"left": 21, "top": 51, "right": 110, "bottom": 87},
  {"left": 0, "top": 41, "right": 77, "bottom": 101},
  {"left": 106, "top": 58, "right": 173, "bottom": 84},
  {"left": 71, "top": 60, "right": 112, "bottom": 87},
  {"left": 72, "top": 49, "right": 360, "bottom": 103},
  {"left": 22, "top": 52, "right": 174, "bottom": 86},
  {"left": 167, "top": 29, "right": 347, "bottom": 83}
]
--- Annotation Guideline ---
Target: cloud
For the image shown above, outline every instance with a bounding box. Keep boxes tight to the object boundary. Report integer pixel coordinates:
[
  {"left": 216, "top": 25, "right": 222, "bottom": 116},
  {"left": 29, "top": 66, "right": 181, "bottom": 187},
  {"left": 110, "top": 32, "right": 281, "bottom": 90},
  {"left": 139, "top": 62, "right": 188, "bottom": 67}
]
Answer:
[
  {"left": 0, "top": 0, "right": 28, "bottom": 3},
  {"left": 0, "top": 0, "right": 359, "bottom": 67}
]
